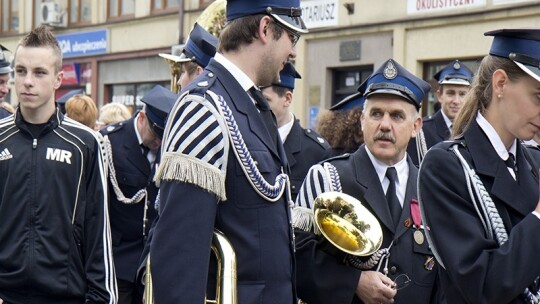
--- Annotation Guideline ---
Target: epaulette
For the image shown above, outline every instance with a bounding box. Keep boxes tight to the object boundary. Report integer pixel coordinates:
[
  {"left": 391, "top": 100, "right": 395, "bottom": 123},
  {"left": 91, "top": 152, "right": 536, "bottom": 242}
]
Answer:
[
  {"left": 318, "top": 152, "right": 351, "bottom": 165},
  {"left": 303, "top": 128, "right": 330, "bottom": 149},
  {"left": 184, "top": 70, "right": 218, "bottom": 97},
  {"left": 435, "top": 138, "right": 466, "bottom": 151},
  {"left": 101, "top": 121, "right": 125, "bottom": 135}
]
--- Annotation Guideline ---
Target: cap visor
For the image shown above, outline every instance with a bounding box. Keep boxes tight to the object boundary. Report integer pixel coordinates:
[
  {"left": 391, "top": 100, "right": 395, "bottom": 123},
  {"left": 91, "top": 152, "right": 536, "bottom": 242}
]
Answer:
[
  {"left": 440, "top": 79, "right": 471, "bottom": 86},
  {"left": 0, "top": 66, "right": 11, "bottom": 74},
  {"left": 514, "top": 61, "right": 540, "bottom": 82},
  {"left": 271, "top": 14, "right": 308, "bottom": 34},
  {"left": 159, "top": 53, "right": 193, "bottom": 63}
]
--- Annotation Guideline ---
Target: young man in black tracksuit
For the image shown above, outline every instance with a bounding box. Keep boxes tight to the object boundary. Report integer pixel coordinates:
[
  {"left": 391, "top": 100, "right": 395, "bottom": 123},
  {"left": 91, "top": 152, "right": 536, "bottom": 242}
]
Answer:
[{"left": 0, "top": 25, "right": 117, "bottom": 304}]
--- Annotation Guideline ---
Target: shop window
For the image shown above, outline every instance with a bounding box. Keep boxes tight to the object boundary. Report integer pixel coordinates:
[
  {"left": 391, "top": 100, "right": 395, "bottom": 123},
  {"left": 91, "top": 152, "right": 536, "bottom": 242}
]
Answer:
[
  {"left": 421, "top": 59, "right": 481, "bottom": 117},
  {"left": 1, "top": 0, "right": 19, "bottom": 33},
  {"left": 108, "top": 0, "right": 134, "bottom": 19},
  {"left": 108, "top": 82, "right": 169, "bottom": 114},
  {"left": 151, "top": 0, "right": 180, "bottom": 13},
  {"left": 331, "top": 65, "right": 373, "bottom": 107}
]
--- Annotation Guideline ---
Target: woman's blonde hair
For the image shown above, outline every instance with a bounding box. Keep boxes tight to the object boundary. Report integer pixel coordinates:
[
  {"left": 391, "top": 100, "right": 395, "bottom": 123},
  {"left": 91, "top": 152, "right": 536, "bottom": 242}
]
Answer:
[
  {"left": 65, "top": 95, "right": 98, "bottom": 129},
  {"left": 98, "top": 102, "right": 132, "bottom": 126}
]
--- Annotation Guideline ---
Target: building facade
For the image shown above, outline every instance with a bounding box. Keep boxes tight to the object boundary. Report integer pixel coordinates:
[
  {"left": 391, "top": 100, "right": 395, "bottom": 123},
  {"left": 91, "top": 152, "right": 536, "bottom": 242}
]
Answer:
[{"left": 1, "top": 0, "right": 540, "bottom": 122}]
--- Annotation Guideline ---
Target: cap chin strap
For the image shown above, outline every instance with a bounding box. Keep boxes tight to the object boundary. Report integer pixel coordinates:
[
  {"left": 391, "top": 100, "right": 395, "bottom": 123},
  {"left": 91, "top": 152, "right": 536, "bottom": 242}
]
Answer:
[{"left": 510, "top": 52, "right": 540, "bottom": 69}]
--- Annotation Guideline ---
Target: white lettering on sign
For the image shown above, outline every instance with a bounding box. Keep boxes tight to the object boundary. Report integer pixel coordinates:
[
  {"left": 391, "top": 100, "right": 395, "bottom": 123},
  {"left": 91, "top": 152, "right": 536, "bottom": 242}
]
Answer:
[
  {"left": 407, "top": 0, "right": 486, "bottom": 14},
  {"left": 301, "top": 0, "right": 338, "bottom": 29}
]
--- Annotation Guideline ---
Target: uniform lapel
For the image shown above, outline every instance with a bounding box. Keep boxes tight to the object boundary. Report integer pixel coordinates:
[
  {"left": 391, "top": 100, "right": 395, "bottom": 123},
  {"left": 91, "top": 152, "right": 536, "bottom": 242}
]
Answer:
[
  {"left": 394, "top": 157, "right": 417, "bottom": 240},
  {"left": 207, "top": 62, "right": 282, "bottom": 162},
  {"left": 466, "top": 122, "right": 536, "bottom": 217},
  {"left": 124, "top": 118, "right": 150, "bottom": 175},
  {"left": 353, "top": 146, "right": 396, "bottom": 233},
  {"left": 434, "top": 111, "right": 451, "bottom": 140},
  {"left": 283, "top": 121, "right": 303, "bottom": 168}
]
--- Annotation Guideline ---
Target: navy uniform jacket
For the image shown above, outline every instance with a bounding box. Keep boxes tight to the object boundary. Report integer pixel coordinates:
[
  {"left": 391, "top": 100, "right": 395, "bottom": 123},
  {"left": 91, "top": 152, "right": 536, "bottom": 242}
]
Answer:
[
  {"left": 100, "top": 117, "right": 159, "bottom": 282},
  {"left": 284, "top": 119, "right": 330, "bottom": 200},
  {"left": 0, "top": 107, "right": 10, "bottom": 119},
  {"left": 295, "top": 145, "right": 441, "bottom": 304},
  {"left": 418, "top": 120, "right": 540, "bottom": 304},
  {"left": 151, "top": 59, "right": 296, "bottom": 304},
  {"left": 408, "top": 110, "right": 450, "bottom": 166}
]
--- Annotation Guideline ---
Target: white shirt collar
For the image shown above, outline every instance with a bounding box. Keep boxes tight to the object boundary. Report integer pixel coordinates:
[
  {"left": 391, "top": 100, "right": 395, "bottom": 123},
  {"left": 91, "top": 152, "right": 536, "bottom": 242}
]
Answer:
[
  {"left": 278, "top": 113, "right": 295, "bottom": 143},
  {"left": 441, "top": 110, "right": 453, "bottom": 130},
  {"left": 214, "top": 53, "right": 255, "bottom": 92},
  {"left": 134, "top": 113, "right": 143, "bottom": 146},
  {"left": 476, "top": 112, "right": 517, "bottom": 160},
  {"left": 365, "top": 146, "right": 409, "bottom": 206}
]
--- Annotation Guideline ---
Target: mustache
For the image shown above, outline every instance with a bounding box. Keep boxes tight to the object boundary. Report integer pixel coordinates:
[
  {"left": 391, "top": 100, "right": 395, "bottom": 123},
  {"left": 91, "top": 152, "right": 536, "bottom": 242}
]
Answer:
[{"left": 373, "top": 132, "right": 396, "bottom": 144}]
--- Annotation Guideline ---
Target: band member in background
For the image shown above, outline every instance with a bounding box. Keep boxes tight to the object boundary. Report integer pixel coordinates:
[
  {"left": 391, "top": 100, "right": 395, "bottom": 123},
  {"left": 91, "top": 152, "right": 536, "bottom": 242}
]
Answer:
[
  {"left": 101, "top": 85, "right": 176, "bottom": 304},
  {"left": 149, "top": 0, "right": 308, "bottom": 303},
  {"left": 294, "top": 59, "right": 441, "bottom": 304},
  {"left": 418, "top": 29, "right": 540, "bottom": 303},
  {"left": 0, "top": 44, "right": 12, "bottom": 119},
  {"left": 408, "top": 59, "right": 474, "bottom": 165},
  {"left": 0, "top": 25, "right": 116, "bottom": 304},
  {"left": 262, "top": 62, "right": 330, "bottom": 200}
]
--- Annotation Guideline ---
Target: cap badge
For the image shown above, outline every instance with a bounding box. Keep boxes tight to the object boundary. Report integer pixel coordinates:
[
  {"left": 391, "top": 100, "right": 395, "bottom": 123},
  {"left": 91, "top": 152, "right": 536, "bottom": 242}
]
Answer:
[
  {"left": 383, "top": 61, "right": 398, "bottom": 80},
  {"left": 453, "top": 61, "right": 461, "bottom": 70}
]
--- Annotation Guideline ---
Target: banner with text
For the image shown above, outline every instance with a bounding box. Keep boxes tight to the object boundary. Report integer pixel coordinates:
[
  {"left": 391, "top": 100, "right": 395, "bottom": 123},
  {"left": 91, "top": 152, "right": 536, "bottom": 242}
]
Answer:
[
  {"left": 301, "top": 0, "right": 339, "bottom": 29},
  {"left": 56, "top": 29, "right": 108, "bottom": 58},
  {"left": 407, "top": 0, "right": 486, "bottom": 14}
]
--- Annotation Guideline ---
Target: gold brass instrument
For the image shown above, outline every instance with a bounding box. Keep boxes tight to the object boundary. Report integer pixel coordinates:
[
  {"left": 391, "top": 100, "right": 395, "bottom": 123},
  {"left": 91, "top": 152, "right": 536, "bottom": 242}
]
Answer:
[
  {"left": 144, "top": 230, "right": 237, "bottom": 304},
  {"left": 313, "top": 192, "right": 383, "bottom": 256},
  {"left": 158, "top": 53, "right": 184, "bottom": 94},
  {"left": 145, "top": 2, "right": 236, "bottom": 303}
]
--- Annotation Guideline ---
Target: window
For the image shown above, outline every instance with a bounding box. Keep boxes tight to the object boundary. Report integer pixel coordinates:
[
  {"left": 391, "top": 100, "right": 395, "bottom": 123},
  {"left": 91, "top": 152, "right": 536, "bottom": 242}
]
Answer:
[
  {"left": 108, "top": 82, "right": 168, "bottom": 114},
  {"left": 331, "top": 65, "right": 373, "bottom": 107},
  {"left": 1, "top": 0, "right": 19, "bottom": 33},
  {"left": 69, "top": 0, "right": 91, "bottom": 24},
  {"left": 108, "top": 0, "right": 134, "bottom": 19},
  {"left": 421, "top": 59, "right": 481, "bottom": 116},
  {"left": 151, "top": 0, "right": 180, "bottom": 13}
]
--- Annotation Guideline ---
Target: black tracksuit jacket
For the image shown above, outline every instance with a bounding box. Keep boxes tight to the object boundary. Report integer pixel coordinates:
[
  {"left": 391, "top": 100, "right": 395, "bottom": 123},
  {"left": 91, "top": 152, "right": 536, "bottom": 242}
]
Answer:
[{"left": 0, "top": 110, "right": 117, "bottom": 304}]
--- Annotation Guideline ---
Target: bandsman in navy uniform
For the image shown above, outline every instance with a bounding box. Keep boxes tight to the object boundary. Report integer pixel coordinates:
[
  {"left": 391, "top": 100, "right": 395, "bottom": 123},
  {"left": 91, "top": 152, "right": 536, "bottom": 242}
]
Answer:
[
  {"left": 149, "top": 0, "right": 308, "bottom": 303},
  {"left": 317, "top": 91, "right": 366, "bottom": 157},
  {"left": 262, "top": 62, "right": 330, "bottom": 200},
  {"left": 408, "top": 59, "right": 474, "bottom": 165},
  {"left": 293, "top": 59, "right": 442, "bottom": 304},
  {"left": 100, "top": 85, "right": 176, "bottom": 304},
  {"left": 419, "top": 29, "right": 540, "bottom": 304},
  {"left": 0, "top": 44, "right": 12, "bottom": 119}
]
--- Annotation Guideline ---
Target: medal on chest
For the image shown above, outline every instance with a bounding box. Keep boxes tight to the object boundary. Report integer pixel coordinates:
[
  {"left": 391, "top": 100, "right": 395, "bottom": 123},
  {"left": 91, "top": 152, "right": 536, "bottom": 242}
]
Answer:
[{"left": 410, "top": 199, "right": 424, "bottom": 245}]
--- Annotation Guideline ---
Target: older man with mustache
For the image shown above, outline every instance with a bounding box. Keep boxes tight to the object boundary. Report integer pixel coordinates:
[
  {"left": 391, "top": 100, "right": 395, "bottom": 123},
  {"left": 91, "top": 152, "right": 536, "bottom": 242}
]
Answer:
[{"left": 293, "top": 59, "right": 443, "bottom": 304}]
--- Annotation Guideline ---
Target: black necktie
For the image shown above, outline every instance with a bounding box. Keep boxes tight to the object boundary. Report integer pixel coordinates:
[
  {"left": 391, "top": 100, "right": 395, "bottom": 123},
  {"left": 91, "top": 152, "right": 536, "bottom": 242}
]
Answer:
[
  {"left": 249, "top": 87, "right": 278, "bottom": 146},
  {"left": 505, "top": 153, "right": 518, "bottom": 180},
  {"left": 385, "top": 167, "right": 402, "bottom": 227},
  {"left": 141, "top": 144, "right": 150, "bottom": 158}
]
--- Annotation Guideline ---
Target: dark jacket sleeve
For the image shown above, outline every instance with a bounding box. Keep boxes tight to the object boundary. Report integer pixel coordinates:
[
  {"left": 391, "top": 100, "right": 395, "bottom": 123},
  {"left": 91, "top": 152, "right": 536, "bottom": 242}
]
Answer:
[
  {"left": 295, "top": 229, "right": 361, "bottom": 304},
  {"left": 150, "top": 181, "right": 217, "bottom": 304},
  {"left": 84, "top": 138, "right": 118, "bottom": 303}
]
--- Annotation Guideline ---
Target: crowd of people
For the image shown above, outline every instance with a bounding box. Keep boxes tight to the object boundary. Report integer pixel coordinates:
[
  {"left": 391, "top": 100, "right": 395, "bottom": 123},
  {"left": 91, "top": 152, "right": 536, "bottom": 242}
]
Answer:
[{"left": 0, "top": 1, "right": 540, "bottom": 303}]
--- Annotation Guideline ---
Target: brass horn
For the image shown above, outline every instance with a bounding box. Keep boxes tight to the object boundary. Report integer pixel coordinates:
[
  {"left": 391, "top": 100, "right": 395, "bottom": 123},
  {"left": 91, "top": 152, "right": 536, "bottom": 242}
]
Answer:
[
  {"left": 313, "top": 192, "right": 383, "bottom": 256},
  {"left": 158, "top": 53, "right": 184, "bottom": 94},
  {"left": 144, "top": 230, "right": 237, "bottom": 304}
]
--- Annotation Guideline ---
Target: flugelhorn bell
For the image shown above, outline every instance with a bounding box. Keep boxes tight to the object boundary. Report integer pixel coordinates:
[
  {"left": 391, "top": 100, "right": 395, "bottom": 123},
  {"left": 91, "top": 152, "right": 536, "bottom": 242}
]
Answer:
[
  {"left": 314, "top": 192, "right": 383, "bottom": 256},
  {"left": 197, "top": 0, "right": 227, "bottom": 37}
]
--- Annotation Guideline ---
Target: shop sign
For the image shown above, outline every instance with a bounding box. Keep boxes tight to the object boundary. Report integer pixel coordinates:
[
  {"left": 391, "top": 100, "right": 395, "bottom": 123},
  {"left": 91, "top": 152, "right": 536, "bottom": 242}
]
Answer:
[
  {"left": 61, "top": 63, "right": 79, "bottom": 85},
  {"left": 301, "top": 0, "right": 338, "bottom": 29},
  {"left": 56, "top": 29, "right": 108, "bottom": 58},
  {"left": 407, "top": 0, "right": 486, "bottom": 14}
]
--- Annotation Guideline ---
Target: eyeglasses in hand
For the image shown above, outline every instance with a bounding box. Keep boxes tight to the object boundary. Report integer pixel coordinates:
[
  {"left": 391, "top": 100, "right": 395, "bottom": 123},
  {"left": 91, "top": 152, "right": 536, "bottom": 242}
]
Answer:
[{"left": 393, "top": 273, "right": 411, "bottom": 291}]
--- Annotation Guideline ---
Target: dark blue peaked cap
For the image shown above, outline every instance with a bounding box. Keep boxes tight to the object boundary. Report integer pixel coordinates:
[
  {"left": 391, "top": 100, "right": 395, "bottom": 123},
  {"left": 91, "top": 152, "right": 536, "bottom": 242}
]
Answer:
[
  {"left": 433, "top": 60, "right": 474, "bottom": 86},
  {"left": 274, "top": 62, "right": 301, "bottom": 90},
  {"left": 227, "top": 0, "right": 308, "bottom": 33},
  {"left": 178, "top": 23, "right": 218, "bottom": 68},
  {"left": 0, "top": 44, "right": 11, "bottom": 74},
  {"left": 359, "top": 59, "right": 431, "bottom": 110},
  {"left": 141, "top": 85, "right": 178, "bottom": 138},
  {"left": 485, "top": 28, "right": 540, "bottom": 82},
  {"left": 330, "top": 92, "right": 365, "bottom": 111}
]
